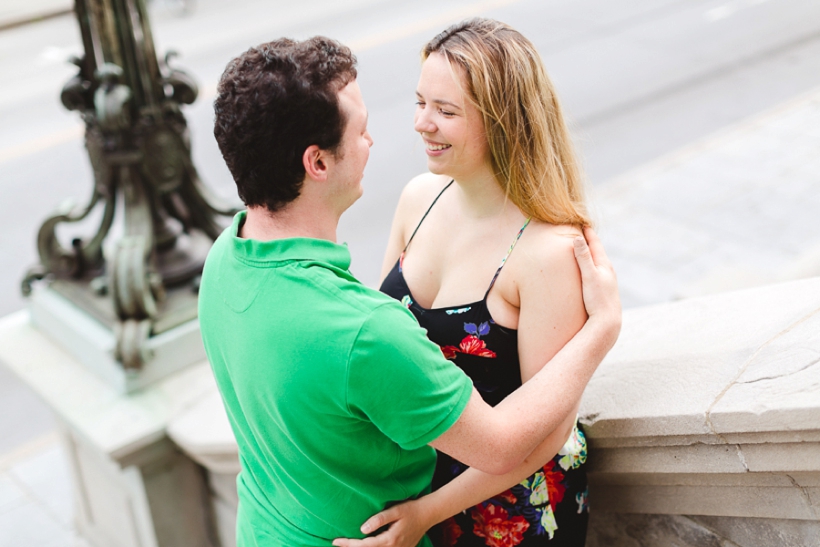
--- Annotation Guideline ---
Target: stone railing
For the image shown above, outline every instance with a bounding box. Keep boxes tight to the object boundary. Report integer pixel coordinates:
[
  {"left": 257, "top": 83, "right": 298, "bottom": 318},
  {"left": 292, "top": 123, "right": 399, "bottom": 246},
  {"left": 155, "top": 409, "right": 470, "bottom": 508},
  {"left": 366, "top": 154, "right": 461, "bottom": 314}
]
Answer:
[
  {"left": 1, "top": 277, "right": 817, "bottom": 546},
  {"left": 581, "top": 276, "right": 820, "bottom": 547}
]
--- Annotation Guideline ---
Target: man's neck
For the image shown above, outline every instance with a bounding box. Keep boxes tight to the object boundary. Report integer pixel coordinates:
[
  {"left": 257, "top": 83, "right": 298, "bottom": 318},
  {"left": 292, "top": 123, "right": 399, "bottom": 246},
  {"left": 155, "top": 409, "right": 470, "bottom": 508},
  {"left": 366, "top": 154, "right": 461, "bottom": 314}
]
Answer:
[{"left": 241, "top": 201, "right": 340, "bottom": 242}]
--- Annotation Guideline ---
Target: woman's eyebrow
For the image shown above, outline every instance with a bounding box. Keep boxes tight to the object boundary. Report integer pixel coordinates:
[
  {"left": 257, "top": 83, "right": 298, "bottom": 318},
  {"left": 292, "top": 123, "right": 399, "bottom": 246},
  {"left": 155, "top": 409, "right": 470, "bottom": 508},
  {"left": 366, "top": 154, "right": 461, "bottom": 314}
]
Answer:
[{"left": 415, "top": 91, "right": 462, "bottom": 110}]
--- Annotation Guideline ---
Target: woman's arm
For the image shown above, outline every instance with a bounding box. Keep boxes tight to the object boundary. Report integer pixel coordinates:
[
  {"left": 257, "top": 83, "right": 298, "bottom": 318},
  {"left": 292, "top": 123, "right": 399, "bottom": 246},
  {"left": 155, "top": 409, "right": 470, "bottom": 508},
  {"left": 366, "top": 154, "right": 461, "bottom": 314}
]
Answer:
[
  {"left": 428, "top": 228, "right": 597, "bottom": 473},
  {"left": 516, "top": 227, "right": 587, "bottom": 384}
]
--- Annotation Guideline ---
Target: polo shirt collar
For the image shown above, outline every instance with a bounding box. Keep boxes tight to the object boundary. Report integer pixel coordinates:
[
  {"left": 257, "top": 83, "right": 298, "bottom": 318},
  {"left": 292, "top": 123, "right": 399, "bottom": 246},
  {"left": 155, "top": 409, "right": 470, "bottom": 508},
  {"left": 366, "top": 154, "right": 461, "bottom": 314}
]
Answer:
[{"left": 229, "top": 211, "right": 352, "bottom": 271}]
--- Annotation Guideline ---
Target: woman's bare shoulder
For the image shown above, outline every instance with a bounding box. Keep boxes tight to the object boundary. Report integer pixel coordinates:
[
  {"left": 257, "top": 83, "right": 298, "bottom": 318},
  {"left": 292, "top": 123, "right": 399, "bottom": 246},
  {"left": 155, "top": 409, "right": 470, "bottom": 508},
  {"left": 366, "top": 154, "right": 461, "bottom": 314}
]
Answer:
[
  {"left": 519, "top": 222, "right": 582, "bottom": 264},
  {"left": 397, "top": 172, "right": 453, "bottom": 213},
  {"left": 510, "top": 221, "right": 584, "bottom": 289}
]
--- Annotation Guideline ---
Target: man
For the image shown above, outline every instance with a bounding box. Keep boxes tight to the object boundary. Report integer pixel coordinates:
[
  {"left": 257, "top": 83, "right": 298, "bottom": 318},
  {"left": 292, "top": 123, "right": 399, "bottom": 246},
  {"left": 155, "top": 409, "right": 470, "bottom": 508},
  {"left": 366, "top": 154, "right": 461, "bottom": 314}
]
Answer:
[{"left": 200, "top": 37, "right": 620, "bottom": 547}]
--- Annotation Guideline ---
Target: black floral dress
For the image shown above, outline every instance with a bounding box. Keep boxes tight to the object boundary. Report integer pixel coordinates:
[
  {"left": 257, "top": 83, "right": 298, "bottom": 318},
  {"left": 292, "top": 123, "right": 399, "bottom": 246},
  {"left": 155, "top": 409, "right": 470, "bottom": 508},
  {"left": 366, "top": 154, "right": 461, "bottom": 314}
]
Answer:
[{"left": 380, "top": 182, "right": 589, "bottom": 547}]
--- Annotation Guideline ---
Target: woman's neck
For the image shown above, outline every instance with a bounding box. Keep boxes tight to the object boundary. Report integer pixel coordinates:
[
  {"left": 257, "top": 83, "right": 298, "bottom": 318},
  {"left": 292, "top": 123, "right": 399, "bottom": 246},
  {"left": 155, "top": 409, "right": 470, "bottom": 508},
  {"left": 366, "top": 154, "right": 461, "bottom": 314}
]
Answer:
[{"left": 451, "top": 166, "right": 514, "bottom": 220}]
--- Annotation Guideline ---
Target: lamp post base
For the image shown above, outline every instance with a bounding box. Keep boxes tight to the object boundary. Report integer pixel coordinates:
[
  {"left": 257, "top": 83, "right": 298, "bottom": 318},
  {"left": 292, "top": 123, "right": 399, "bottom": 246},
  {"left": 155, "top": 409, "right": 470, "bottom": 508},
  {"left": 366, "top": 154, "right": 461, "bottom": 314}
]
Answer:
[{"left": 29, "top": 283, "right": 205, "bottom": 394}]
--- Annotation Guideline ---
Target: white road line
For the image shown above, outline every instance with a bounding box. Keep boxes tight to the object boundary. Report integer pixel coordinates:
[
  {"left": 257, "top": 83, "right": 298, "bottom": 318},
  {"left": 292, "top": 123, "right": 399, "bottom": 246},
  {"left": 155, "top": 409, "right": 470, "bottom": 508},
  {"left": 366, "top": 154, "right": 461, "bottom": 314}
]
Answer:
[{"left": 0, "top": 124, "right": 83, "bottom": 165}]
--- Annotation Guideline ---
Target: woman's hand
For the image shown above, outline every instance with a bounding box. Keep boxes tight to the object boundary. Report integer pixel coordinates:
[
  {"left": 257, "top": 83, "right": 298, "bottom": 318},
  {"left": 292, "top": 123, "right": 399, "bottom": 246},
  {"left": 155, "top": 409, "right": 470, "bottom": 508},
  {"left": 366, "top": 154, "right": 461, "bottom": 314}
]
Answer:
[
  {"left": 332, "top": 498, "right": 433, "bottom": 547},
  {"left": 574, "top": 227, "right": 621, "bottom": 344}
]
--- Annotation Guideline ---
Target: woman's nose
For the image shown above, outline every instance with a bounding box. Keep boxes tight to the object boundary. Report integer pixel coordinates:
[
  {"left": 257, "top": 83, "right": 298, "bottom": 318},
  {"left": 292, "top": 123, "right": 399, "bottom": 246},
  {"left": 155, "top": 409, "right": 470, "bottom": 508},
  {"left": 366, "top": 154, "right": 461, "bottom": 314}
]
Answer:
[{"left": 414, "top": 107, "right": 435, "bottom": 134}]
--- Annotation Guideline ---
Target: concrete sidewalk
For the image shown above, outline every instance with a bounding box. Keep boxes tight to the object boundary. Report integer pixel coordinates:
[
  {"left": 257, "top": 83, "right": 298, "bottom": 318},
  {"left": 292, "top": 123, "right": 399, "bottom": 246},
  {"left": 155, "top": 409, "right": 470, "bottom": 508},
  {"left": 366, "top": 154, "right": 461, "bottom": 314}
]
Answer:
[
  {"left": 0, "top": 434, "right": 88, "bottom": 547},
  {"left": 2, "top": 57, "right": 820, "bottom": 547},
  {"left": 595, "top": 86, "right": 820, "bottom": 309}
]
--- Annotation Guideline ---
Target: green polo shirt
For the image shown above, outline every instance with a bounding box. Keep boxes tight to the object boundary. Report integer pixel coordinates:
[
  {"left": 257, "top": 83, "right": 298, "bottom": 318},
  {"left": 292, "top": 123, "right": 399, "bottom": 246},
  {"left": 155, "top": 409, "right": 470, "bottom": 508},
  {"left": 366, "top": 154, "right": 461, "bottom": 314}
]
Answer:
[{"left": 199, "top": 212, "right": 473, "bottom": 547}]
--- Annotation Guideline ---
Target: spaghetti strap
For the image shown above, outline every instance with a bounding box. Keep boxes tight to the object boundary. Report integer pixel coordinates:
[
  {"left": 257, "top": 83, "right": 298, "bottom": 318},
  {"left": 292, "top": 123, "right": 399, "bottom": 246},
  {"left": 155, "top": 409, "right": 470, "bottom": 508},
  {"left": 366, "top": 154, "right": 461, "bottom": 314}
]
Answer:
[
  {"left": 402, "top": 180, "right": 454, "bottom": 252},
  {"left": 485, "top": 217, "right": 531, "bottom": 296}
]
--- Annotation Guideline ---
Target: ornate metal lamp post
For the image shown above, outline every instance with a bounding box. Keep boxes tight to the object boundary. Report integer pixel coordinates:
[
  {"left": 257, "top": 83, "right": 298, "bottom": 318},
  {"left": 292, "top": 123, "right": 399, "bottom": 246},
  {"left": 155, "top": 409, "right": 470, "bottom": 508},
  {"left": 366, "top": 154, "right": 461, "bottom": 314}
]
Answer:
[{"left": 22, "top": 0, "right": 236, "bottom": 382}]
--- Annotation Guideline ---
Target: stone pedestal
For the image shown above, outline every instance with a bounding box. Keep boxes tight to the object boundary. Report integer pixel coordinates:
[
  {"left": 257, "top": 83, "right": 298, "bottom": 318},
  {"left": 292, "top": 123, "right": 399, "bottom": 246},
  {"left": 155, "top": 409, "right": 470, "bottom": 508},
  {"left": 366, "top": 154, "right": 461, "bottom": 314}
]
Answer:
[
  {"left": 29, "top": 285, "right": 206, "bottom": 394},
  {"left": 168, "top": 390, "right": 239, "bottom": 547},
  {"left": 0, "top": 311, "right": 219, "bottom": 547},
  {"left": 580, "top": 277, "right": 820, "bottom": 547}
]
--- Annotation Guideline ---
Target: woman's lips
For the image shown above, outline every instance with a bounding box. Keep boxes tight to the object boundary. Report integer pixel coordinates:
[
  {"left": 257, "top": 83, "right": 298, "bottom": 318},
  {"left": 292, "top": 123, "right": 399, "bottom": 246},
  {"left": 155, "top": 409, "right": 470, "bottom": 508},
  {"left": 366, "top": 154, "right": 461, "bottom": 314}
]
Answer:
[{"left": 424, "top": 140, "right": 451, "bottom": 155}]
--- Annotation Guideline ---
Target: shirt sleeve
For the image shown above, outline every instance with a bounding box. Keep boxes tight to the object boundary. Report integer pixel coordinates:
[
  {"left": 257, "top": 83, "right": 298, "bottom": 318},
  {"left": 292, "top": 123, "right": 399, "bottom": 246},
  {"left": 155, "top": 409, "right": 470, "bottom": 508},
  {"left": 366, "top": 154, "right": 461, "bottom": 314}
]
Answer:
[{"left": 346, "top": 302, "right": 474, "bottom": 451}]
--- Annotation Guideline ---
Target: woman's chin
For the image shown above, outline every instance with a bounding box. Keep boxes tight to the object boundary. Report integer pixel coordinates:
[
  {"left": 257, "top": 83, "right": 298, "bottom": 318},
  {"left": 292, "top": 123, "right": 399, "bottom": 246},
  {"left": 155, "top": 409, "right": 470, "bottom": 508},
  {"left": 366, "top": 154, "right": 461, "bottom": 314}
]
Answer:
[{"left": 426, "top": 160, "right": 448, "bottom": 176}]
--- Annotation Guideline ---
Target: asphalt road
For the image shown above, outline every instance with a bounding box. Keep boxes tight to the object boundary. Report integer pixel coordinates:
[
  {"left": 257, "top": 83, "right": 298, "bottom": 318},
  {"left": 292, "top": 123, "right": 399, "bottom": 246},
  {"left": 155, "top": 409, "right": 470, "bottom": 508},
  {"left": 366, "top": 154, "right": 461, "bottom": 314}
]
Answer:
[{"left": 2, "top": 0, "right": 820, "bottom": 452}]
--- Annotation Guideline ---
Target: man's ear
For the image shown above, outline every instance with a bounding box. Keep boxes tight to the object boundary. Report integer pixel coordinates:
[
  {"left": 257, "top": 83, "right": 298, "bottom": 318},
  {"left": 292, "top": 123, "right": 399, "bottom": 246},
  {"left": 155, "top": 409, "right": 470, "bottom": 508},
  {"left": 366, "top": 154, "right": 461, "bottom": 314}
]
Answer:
[{"left": 303, "top": 145, "right": 330, "bottom": 181}]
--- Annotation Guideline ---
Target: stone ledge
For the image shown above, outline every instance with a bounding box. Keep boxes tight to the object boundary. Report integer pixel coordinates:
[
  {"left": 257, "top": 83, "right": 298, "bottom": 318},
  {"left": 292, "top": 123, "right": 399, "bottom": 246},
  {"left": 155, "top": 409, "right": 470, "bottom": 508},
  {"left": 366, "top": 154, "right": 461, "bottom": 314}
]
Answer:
[
  {"left": 581, "top": 277, "right": 820, "bottom": 441},
  {"left": 580, "top": 277, "right": 820, "bottom": 525}
]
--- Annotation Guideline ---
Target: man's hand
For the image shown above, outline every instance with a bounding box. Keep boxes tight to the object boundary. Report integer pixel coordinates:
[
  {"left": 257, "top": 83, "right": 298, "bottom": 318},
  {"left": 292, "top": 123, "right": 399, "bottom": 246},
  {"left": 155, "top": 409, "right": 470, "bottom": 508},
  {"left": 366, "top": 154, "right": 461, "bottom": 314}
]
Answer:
[
  {"left": 332, "top": 498, "right": 432, "bottom": 547},
  {"left": 574, "top": 227, "right": 621, "bottom": 346}
]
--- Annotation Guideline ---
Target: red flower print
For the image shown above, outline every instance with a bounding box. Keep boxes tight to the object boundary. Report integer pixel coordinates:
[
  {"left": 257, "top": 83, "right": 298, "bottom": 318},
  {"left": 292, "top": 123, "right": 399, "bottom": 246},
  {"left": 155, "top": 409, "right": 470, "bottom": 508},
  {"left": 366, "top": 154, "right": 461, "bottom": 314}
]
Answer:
[
  {"left": 458, "top": 335, "right": 497, "bottom": 358},
  {"left": 440, "top": 517, "right": 463, "bottom": 547},
  {"left": 441, "top": 345, "right": 458, "bottom": 360},
  {"left": 471, "top": 503, "right": 529, "bottom": 547},
  {"left": 497, "top": 489, "right": 517, "bottom": 505},
  {"left": 542, "top": 460, "right": 566, "bottom": 508}
]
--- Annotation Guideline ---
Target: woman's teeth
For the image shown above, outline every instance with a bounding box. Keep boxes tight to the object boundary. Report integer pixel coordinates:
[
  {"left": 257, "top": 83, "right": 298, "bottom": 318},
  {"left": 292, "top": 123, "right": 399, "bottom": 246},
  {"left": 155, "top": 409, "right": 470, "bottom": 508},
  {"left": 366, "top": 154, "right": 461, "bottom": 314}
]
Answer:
[{"left": 427, "top": 143, "right": 451, "bottom": 151}]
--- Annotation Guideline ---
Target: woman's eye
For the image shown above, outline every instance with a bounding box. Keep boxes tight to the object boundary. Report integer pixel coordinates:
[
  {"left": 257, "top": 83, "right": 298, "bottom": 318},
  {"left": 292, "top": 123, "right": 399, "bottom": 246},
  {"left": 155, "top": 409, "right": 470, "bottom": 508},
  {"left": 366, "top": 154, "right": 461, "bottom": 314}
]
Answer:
[
  {"left": 440, "top": 110, "right": 455, "bottom": 117},
  {"left": 415, "top": 101, "right": 425, "bottom": 107}
]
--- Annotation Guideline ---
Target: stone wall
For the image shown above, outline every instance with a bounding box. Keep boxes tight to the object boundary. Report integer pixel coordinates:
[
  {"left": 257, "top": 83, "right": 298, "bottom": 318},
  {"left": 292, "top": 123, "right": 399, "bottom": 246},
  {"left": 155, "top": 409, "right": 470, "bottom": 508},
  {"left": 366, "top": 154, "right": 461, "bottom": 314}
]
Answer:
[{"left": 580, "top": 277, "right": 820, "bottom": 546}]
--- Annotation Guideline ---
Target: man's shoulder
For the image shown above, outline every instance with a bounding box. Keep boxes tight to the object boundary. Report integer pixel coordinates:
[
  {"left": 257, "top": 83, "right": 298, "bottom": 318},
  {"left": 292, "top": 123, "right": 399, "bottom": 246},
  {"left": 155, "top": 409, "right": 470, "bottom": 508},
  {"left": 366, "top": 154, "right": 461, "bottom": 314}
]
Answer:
[{"left": 311, "top": 272, "right": 414, "bottom": 328}]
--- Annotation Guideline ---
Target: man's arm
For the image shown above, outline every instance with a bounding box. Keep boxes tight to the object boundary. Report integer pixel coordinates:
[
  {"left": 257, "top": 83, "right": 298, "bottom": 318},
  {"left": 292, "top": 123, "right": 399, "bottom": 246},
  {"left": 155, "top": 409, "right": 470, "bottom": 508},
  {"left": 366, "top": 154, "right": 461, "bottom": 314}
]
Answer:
[
  {"left": 333, "top": 408, "right": 579, "bottom": 547},
  {"left": 430, "top": 227, "right": 619, "bottom": 474}
]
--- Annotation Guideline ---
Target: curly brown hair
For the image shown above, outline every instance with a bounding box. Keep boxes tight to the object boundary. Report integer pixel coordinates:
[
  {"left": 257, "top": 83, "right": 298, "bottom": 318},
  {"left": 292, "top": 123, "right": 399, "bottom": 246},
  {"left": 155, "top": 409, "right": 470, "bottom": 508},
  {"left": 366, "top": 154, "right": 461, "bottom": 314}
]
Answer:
[{"left": 214, "top": 37, "right": 357, "bottom": 212}]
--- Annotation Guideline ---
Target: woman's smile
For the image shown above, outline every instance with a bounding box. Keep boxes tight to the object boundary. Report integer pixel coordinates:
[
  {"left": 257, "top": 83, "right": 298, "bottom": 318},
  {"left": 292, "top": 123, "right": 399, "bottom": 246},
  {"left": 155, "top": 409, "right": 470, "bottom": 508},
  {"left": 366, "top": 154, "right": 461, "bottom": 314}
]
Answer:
[{"left": 424, "top": 139, "right": 452, "bottom": 154}]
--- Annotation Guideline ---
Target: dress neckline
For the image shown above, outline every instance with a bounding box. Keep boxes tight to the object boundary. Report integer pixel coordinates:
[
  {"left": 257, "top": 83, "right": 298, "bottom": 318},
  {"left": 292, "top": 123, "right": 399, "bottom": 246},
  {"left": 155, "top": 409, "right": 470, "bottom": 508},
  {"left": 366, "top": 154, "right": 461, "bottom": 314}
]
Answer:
[
  {"left": 395, "top": 259, "right": 487, "bottom": 313},
  {"left": 394, "top": 179, "right": 530, "bottom": 325}
]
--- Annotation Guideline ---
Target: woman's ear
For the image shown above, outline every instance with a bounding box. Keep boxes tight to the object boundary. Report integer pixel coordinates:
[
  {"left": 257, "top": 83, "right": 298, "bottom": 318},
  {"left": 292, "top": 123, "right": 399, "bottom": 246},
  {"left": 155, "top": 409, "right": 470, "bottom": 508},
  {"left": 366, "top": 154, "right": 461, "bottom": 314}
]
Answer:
[{"left": 302, "top": 144, "right": 329, "bottom": 181}]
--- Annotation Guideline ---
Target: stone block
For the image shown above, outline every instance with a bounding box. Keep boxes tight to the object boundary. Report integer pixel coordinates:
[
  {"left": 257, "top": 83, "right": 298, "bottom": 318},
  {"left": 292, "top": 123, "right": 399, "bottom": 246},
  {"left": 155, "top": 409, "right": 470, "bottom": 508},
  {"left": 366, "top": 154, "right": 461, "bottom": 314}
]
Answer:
[
  {"left": 586, "top": 512, "right": 731, "bottom": 547},
  {"left": 586, "top": 444, "right": 749, "bottom": 475},
  {"left": 709, "top": 308, "right": 820, "bottom": 435},
  {"left": 588, "top": 512, "right": 820, "bottom": 547},
  {"left": 688, "top": 515, "right": 820, "bottom": 547},
  {"left": 213, "top": 495, "right": 237, "bottom": 547},
  {"left": 167, "top": 390, "right": 239, "bottom": 475},
  {"left": 168, "top": 388, "right": 240, "bottom": 547},
  {"left": 590, "top": 483, "right": 816, "bottom": 521},
  {"left": 209, "top": 471, "right": 238, "bottom": 509}
]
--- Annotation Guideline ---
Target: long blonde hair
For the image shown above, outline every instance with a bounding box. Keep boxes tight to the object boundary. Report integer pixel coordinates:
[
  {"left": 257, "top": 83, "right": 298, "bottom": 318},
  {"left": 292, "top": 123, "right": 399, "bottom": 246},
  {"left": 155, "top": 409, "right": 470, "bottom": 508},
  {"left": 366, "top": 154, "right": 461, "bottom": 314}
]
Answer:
[{"left": 423, "top": 18, "right": 591, "bottom": 226}]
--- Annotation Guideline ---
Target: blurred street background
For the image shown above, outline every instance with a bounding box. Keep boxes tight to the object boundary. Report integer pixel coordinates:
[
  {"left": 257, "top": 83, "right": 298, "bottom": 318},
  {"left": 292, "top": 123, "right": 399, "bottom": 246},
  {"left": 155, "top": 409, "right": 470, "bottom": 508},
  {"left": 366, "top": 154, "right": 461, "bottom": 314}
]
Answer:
[{"left": 1, "top": 0, "right": 819, "bottom": 544}]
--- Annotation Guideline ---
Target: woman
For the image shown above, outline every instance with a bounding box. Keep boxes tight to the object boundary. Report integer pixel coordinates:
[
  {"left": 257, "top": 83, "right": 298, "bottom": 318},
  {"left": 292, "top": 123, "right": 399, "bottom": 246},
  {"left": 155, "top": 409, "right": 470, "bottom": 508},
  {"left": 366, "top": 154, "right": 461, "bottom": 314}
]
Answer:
[{"left": 337, "top": 18, "right": 592, "bottom": 547}]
